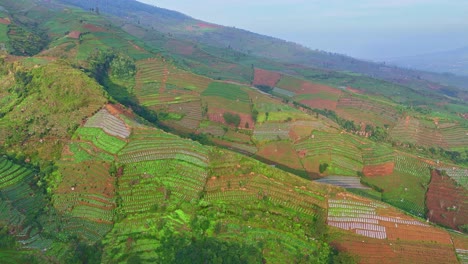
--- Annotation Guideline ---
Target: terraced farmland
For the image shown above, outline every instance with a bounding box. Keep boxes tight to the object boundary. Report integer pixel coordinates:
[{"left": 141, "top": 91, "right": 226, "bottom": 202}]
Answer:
[
  {"left": 316, "top": 176, "right": 369, "bottom": 189},
  {"left": 437, "top": 167, "right": 468, "bottom": 188},
  {"left": 84, "top": 108, "right": 131, "bottom": 138},
  {"left": 253, "top": 68, "right": 281, "bottom": 87},
  {"left": 362, "top": 143, "right": 395, "bottom": 176},
  {"left": 328, "top": 194, "right": 456, "bottom": 264},
  {"left": 336, "top": 95, "right": 400, "bottom": 127},
  {"left": 118, "top": 128, "right": 209, "bottom": 167},
  {"left": 363, "top": 153, "right": 431, "bottom": 217},
  {"left": 0, "top": 157, "right": 53, "bottom": 251},
  {"left": 295, "top": 131, "right": 364, "bottom": 175},
  {"left": 166, "top": 100, "right": 203, "bottom": 130},
  {"left": 253, "top": 122, "right": 291, "bottom": 142},
  {"left": 390, "top": 116, "right": 452, "bottom": 148},
  {"left": 74, "top": 127, "right": 127, "bottom": 155}
]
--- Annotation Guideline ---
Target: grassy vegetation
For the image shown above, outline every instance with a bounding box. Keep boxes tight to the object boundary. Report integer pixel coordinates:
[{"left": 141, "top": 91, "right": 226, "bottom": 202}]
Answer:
[
  {"left": 0, "top": 1, "right": 465, "bottom": 263},
  {"left": 202, "top": 82, "right": 250, "bottom": 103}
]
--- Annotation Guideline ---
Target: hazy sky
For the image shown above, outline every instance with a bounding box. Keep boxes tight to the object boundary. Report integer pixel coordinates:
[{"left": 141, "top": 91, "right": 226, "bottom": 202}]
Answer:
[{"left": 137, "top": 0, "right": 468, "bottom": 60}]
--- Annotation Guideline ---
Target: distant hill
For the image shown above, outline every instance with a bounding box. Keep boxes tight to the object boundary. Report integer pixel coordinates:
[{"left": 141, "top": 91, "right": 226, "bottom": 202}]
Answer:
[
  {"left": 57, "top": 0, "right": 468, "bottom": 93},
  {"left": 387, "top": 46, "right": 468, "bottom": 77}
]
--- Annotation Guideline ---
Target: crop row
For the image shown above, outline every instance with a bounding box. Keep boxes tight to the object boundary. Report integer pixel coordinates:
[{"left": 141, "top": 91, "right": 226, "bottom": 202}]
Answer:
[
  {"left": 315, "top": 176, "right": 369, "bottom": 189},
  {"left": 119, "top": 150, "right": 208, "bottom": 167},
  {"left": 437, "top": 167, "right": 468, "bottom": 188},
  {"left": 253, "top": 122, "right": 291, "bottom": 141},
  {"left": 75, "top": 127, "right": 127, "bottom": 154},
  {"left": 394, "top": 155, "right": 430, "bottom": 178},
  {"left": 84, "top": 108, "right": 131, "bottom": 138},
  {"left": 328, "top": 221, "right": 385, "bottom": 232}
]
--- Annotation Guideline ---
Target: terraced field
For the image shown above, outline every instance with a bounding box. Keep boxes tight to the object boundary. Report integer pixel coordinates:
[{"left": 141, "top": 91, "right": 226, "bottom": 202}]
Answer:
[
  {"left": 363, "top": 153, "right": 431, "bottom": 217},
  {"left": 0, "top": 157, "right": 53, "bottom": 251},
  {"left": 336, "top": 94, "right": 400, "bottom": 127},
  {"left": 118, "top": 128, "right": 209, "bottom": 167},
  {"left": 135, "top": 57, "right": 211, "bottom": 107},
  {"left": 362, "top": 143, "right": 395, "bottom": 176},
  {"left": 253, "top": 122, "right": 291, "bottom": 142},
  {"left": 295, "top": 131, "right": 364, "bottom": 175},
  {"left": 328, "top": 194, "right": 457, "bottom": 264},
  {"left": 315, "top": 176, "right": 369, "bottom": 189},
  {"left": 84, "top": 108, "right": 131, "bottom": 138}
]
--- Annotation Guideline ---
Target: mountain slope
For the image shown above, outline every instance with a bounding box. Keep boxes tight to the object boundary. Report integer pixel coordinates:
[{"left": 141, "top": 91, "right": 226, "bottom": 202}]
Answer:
[
  {"left": 0, "top": 0, "right": 466, "bottom": 263},
  {"left": 57, "top": 0, "right": 468, "bottom": 93}
]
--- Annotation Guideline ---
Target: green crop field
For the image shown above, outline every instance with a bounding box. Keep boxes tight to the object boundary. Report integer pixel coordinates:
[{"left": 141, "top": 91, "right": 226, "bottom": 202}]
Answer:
[{"left": 202, "top": 82, "right": 250, "bottom": 103}]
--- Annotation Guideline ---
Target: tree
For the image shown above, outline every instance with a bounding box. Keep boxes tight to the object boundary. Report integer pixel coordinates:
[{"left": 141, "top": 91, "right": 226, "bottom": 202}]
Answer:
[
  {"left": 319, "top": 163, "right": 329, "bottom": 173},
  {"left": 223, "top": 112, "right": 241, "bottom": 127}
]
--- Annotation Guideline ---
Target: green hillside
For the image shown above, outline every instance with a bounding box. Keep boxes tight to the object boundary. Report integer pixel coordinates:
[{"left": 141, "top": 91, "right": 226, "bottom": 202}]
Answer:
[{"left": 0, "top": 0, "right": 466, "bottom": 263}]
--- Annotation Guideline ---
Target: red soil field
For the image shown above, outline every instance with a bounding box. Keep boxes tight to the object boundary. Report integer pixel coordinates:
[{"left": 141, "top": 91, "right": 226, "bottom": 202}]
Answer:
[
  {"left": 300, "top": 98, "right": 337, "bottom": 110},
  {"left": 68, "top": 31, "right": 81, "bottom": 39},
  {"left": 0, "top": 18, "right": 11, "bottom": 25},
  {"left": 332, "top": 237, "right": 397, "bottom": 264},
  {"left": 332, "top": 231, "right": 457, "bottom": 264},
  {"left": 297, "top": 81, "right": 342, "bottom": 96},
  {"left": 208, "top": 109, "right": 255, "bottom": 130},
  {"left": 461, "top": 113, "right": 468, "bottom": 119},
  {"left": 382, "top": 222, "right": 452, "bottom": 244},
  {"left": 362, "top": 162, "right": 394, "bottom": 177},
  {"left": 256, "top": 141, "right": 304, "bottom": 170},
  {"left": 426, "top": 170, "right": 468, "bottom": 231},
  {"left": 252, "top": 68, "right": 281, "bottom": 87},
  {"left": 83, "top": 23, "right": 106, "bottom": 32}
]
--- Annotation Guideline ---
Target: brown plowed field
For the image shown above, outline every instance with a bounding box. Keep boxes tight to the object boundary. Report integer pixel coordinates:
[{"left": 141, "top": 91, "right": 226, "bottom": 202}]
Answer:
[
  {"left": 333, "top": 233, "right": 457, "bottom": 264},
  {"left": 253, "top": 68, "right": 281, "bottom": 87},
  {"left": 68, "top": 31, "right": 81, "bottom": 39},
  {"left": 426, "top": 170, "right": 468, "bottom": 231},
  {"left": 297, "top": 81, "right": 342, "bottom": 96},
  {"left": 0, "top": 18, "right": 11, "bottom": 25},
  {"left": 362, "top": 162, "right": 394, "bottom": 176},
  {"left": 84, "top": 23, "right": 106, "bottom": 32}
]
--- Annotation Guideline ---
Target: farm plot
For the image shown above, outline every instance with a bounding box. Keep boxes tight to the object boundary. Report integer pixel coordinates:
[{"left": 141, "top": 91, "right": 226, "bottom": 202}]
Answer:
[
  {"left": 54, "top": 161, "right": 116, "bottom": 223},
  {"left": 208, "top": 108, "right": 255, "bottom": 129},
  {"left": 426, "top": 170, "right": 468, "bottom": 231},
  {"left": 256, "top": 141, "right": 305, "bottom": 171},
  {"left": 202, "top": 82, "right": 250, "bottom": 103},
  {"left": 336, "top": 95, "right": 400, "bottom": 127},
  {"left": 294, "top": 131, "right": 363, "bottom": 175},
  {"left": 253, "top": 122, "right": 291, "bottom": 142},
  {"left": 390, "top": 116, "right": 449, "bottom": 148},
  {"left": 118, "top": 159, "right": 208, "bottom": 212},
  {"left": 439, "top": 124, "right": 468, "bottom": 149},
  {"left": 363, "top": 154, "right": 431, "bottom": 217},
  {"left": 437, "top": 167, "right": 468, "bottom": 189},
  {"left": 205, "top": 173, "right": 326, "bottom": 216},
  {"left": 197, "top": 121, "right": 226, "bottom": 137},
  {"left": 253, "top": 68, "right": 282, "bottom": 87},
  {"left": 167, "top": 100, "right": 202, "bottom": 130},
  {"left": 362, "top": 143, "right": 395, "bottom": 176},
  {"left": 118, "top": 128, "right": 209, "bottom": 167},
  {"left": 74, "top": 127, "right": 127, "bottom": 154},
  {"left": 327, "top": 195, "right": 448, "bottom": 246},
  {"left": 315, "top": 176, "right": 369, "bottom": 189},
  {"left": 84, "top": 108, "right": 130, "bottom": 138},
  {"left": 332, "top": 233, "right": 457, "bottom": 264},
  {"left": 0, "top": 158, "right": 54, "bottom": 250}
]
